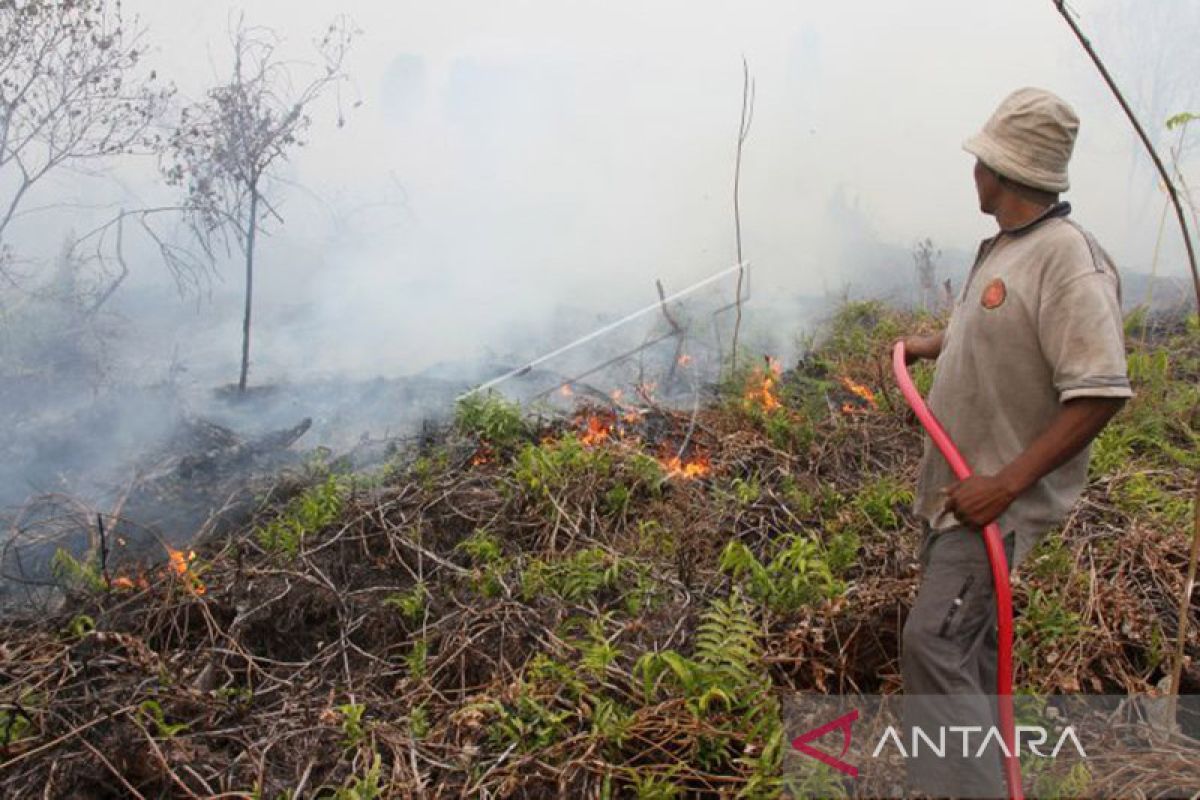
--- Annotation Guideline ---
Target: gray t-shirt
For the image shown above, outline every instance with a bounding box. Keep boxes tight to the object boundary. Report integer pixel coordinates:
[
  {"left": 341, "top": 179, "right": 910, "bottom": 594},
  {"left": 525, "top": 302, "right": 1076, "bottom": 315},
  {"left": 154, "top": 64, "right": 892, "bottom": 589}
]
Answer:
[{"left": 913, "top": 203, "right": 1133, "bottom": 564}]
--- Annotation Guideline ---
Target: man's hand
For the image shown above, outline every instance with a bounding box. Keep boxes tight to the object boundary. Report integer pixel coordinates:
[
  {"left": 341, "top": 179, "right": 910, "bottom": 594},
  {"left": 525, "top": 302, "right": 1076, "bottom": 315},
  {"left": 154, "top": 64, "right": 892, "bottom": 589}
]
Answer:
[
  {"left": 898, "top": 332, "right": 944, "bottom": 365},
  {"left": 941, "top": 474, "right": 1019, "bottom": 528}
]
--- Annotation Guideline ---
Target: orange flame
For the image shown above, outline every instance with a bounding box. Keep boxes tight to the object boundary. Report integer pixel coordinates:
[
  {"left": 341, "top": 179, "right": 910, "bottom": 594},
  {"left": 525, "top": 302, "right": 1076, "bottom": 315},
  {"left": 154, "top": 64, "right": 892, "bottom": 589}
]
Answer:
[
  {"left": 838, "top": 376, "right": 878, "bottom": 411},
  {"left": 659, "top": 449, "right": 712, "bottom": 480},
  {"left": 579, "top": 415, "right": 612, "bottom": 446},
  {"left": 111, "top": 576, "right": 135, "bottom": 590},
  {"left": 677, "top": 354, "right": 693, "bottom": 367},
  {"left": 166, "top": 547, "right": 206, "bottom": 595},
  {"left": 744, "top": 356, "right": 782, "bottom": 412}
]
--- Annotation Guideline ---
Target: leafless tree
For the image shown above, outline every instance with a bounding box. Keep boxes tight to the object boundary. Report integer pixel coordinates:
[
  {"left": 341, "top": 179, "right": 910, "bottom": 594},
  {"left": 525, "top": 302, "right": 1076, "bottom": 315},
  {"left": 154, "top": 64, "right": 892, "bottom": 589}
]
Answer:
[
  {"left": 163, "top": 16, "right": 356, "bottom": 393},
  {"left": 0, "top": 0, "right": 171, "bottom": 291},
  {"left": 912, "top": 237, "right": 940, "bottom": 312}
]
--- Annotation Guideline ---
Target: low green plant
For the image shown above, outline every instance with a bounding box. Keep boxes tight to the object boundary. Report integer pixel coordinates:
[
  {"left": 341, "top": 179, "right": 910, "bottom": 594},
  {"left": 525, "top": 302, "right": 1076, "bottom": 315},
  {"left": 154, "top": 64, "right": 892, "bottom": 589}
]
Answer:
[
  {"left": 590, "top": 697, "right": 634, "bottom": 751},
  {"left": 779, "top": 474, "right": 815, "bottom": 517},
  {"left": 1025, "top": 530, "right": 1072, "bottom": 583},
  {"left": 256, "top": 475, "right": 345, "bottom": 557},
  {"left": 409, "top": 447, "right": 451, "bottom": 489},
  {"left": 634, "top": 591, "right": 781, "bottom": 778},
  {"left": 522, "top": 547, "right": 621, "bottom": 603},
  {"left": 1016, "top": 588, "right": 1082, "bottom": 670},
  {"left": 138, "top": 699, "right": 189, "bottom": 738},
  {"left": 457, "top": 528, "right": 502, "bottom": 564},
  {"left": 62, "top": 614, "right": 96, "bottom": 639},
  {"left": 627, "top": 769, "right": 681, "bottom": 800},
  {"left": 1112, "top": 472, "right": 1190, "bottom": 527},
  {"left": 0, "top": 708, "right": 33, "bottom": 747},
  {"left": 408, "top": 704, "right": 430, "bottom": 739},
  {"left": 454, "top": 390, "right": 529, "bottom": 451},
  {"left": 819, "top": 300, "right": 904, "bottom": 364},
  {"left": 851, "top": 476, "right": 913, "bottom": 530},
  {"left": 719, "top": 535, "right": 842, "bottom": 614},
  {"left": 50, "top": 549, "right": 106, "bottom": 593},
  {"left": 576, "top": 615, "right": 621, "bottom": 679},
  {"left": 333, "top": 753, "right": 383, "bottom": 800},
  {"left": 405, "top": 640, "right": 428, "bottom": 679},
  {"left": 483, "top": 687, "right": 571, "bottom": 754},
  {"left": 336, "top": 702, "right": 368, "bottom": 749},
  {"left": 383, "top": 583, "right": 428, "bottom": 625},
  {"left": 513, "top": 433, "right": 614, "bottom": 499},
  {"left": 457, "top": 528, "right": 506, "bottom": 596}
]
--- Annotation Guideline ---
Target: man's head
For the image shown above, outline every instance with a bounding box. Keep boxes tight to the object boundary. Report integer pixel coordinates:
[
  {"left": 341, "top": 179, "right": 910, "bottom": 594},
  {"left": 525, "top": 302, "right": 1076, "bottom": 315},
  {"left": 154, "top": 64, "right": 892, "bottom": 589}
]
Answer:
[{"left": 964, "top": 87, "right": 1078, "bottom": 220}]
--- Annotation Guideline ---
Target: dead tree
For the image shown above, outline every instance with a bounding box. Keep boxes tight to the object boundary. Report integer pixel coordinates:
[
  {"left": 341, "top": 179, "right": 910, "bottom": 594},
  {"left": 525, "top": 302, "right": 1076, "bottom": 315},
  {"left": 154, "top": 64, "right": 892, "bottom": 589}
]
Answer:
[
  {"left": 912, "top": 237, "right": 940, "bottom": 312},
  {"left": 0, "top": 0, "right": 170, "bottom": 291},
  {"left": 163, "top": 16, "right": 356, "bottom": 393}
]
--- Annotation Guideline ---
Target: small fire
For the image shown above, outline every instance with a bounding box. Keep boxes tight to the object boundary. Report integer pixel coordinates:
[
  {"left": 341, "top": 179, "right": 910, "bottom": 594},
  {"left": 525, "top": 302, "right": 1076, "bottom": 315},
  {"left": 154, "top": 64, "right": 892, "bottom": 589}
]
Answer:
[
  {"left": 579, "top": 414, "right": 613, "bottom": 446},
  {"left": 471, "top": 449, "right": 492, "bottom": 466},
  {"left": 677, "top": 354, "right": 693, "bottom": 367},
  {"left": 111, "top": 576, "right": 135, "bottom": 590},
  {"left": 745, "top": 356, "right": 782, "bottom": 412},
  {"left": 838, "top": 376, "right": 878, "bottom": 412},
  {"left": 166, "top": 547, "right": 206, "bottom": 595},
  {"left": 560, "top": 384, "right": 574, "bottom": 397},
  {"left": 659, "top": 449, "right": 712, "bottom": 480}
]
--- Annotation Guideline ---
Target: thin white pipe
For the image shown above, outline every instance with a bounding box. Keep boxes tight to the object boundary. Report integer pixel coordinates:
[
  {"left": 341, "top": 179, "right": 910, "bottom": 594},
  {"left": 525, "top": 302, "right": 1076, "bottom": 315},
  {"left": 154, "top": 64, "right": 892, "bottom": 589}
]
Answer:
[{"left": 456, "top": 261, "right": 750, "bottom": 400}]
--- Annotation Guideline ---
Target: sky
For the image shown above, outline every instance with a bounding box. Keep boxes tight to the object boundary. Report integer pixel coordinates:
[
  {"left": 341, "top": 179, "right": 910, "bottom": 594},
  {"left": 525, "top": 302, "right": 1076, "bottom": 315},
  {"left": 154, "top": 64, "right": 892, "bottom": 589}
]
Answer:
[{"left": 15, "top": 0, "right": 1200, "bottom": 380}]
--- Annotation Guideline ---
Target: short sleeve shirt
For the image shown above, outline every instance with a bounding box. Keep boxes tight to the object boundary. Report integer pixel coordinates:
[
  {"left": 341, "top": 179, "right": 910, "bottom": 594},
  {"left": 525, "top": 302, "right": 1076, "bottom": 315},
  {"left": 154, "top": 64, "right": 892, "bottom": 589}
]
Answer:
[{"left": 913, "top": 202, "right": 1133, "bottom": 551}]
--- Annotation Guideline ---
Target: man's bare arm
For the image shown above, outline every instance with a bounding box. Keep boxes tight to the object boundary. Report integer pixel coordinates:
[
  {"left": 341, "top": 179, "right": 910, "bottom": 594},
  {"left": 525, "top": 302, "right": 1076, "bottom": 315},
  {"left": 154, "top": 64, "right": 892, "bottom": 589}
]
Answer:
[
  {"left": 943, "top": 396, "right": 1126, "bottom": 527},
  {"left": 900, "top": 331, "right": 945, "bottom": 365}
]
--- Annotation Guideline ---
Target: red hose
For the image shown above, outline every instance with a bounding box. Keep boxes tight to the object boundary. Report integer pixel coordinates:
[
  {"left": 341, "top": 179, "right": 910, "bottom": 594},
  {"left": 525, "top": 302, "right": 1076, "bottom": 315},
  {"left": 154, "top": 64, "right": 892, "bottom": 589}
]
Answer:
[{"left": 892, "top": 341, "right": 1023, "bottom": 800}]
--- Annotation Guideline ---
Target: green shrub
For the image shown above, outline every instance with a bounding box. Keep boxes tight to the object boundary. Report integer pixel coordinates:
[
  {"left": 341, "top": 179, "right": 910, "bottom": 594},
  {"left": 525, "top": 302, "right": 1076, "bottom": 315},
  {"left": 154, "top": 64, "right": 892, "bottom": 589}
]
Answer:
[
  {"left": 719, "top": 535, "right": 842, "bottom": 614},
  {"left": 256, "top": 476, "right": 345, "bottom": 557},
  {"left": 454, "top": 390, "right": 530, "bottom": 451}
]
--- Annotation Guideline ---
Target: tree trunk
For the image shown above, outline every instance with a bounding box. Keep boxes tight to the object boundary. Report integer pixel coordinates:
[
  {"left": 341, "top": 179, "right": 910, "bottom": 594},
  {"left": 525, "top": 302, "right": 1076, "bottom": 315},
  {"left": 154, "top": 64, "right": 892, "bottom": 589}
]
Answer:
[{"left": 238, "top": 189, "right": 259, "bottom": 393}]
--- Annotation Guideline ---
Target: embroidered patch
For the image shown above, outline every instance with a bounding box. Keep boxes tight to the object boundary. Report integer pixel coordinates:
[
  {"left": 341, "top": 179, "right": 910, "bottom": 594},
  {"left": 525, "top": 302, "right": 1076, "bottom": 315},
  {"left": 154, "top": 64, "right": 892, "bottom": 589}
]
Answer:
[{"left": 981, "top": 278, "right": 1007, "bottom": 309}]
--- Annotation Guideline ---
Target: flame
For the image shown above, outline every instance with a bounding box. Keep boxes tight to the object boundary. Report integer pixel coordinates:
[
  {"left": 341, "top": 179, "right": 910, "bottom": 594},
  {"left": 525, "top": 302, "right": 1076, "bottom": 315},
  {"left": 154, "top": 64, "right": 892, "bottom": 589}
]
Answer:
[
  {"left": 166, "top": 547, "right": 206, "bottom": 595},
  {"left": 677, "top": 354, "right": 693, "bottom": 367},
  {"left": 579, "top": 415, "right": 612, "bottom": 446},
  {"left": 659, "top": 448, "right": 711, "bottom": 480},
  {"left": 560, "top": 384, "right": 574, "bottom": 397},
  {"left": 745, "top": 356, "right": 782, "bottom": 412},
  {"left": 471, "top": 444, "right": 494, "bottom": 465},
  {"left": 111, "top": 576, "right": 135, "bottom": 590},
  {"left": 838, "top": 376, "right": 878, "bottom": 410}
]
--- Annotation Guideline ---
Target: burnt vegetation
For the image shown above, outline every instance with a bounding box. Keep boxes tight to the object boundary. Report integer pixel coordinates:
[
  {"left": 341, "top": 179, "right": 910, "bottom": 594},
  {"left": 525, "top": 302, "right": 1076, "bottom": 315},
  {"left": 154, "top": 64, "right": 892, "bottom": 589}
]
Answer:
[{"left": 1, "top": 302, "right": 1197, "bottom": 798}]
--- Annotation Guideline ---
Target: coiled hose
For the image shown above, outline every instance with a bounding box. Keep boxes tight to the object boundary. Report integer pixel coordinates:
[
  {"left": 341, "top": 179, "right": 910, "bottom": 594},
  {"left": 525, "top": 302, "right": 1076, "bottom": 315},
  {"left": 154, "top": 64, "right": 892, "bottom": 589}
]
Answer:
[{"left": 892, "top": 341, "right": 1023, "bottom": 800}]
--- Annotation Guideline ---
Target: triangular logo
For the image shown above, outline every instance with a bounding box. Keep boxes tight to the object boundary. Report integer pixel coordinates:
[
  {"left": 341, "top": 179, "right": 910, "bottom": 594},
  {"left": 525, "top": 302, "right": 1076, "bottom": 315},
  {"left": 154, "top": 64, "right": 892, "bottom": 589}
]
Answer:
[{"left": 790, "top": 708, "right": 859, "bottom": 777}]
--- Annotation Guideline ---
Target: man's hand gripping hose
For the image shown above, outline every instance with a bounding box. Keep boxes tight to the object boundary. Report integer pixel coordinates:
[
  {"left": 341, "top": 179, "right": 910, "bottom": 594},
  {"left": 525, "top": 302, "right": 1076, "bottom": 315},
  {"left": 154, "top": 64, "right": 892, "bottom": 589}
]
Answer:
[{"left": 892, "top": 341, "right": 1023, "bottom": 800}]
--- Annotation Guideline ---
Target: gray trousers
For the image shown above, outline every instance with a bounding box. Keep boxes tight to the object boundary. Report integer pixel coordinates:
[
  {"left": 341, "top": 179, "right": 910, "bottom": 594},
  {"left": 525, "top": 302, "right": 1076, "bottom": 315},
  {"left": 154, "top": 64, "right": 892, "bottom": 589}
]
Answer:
[{"left": 901, "top": 524, "right": 1028, "bottom": 798}]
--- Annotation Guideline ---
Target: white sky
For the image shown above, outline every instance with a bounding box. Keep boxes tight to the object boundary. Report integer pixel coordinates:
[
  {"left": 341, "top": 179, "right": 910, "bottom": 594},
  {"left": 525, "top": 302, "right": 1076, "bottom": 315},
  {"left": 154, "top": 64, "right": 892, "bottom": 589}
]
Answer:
[{"left": 26, "top": 0, "right": 1200, "bottom": 377}]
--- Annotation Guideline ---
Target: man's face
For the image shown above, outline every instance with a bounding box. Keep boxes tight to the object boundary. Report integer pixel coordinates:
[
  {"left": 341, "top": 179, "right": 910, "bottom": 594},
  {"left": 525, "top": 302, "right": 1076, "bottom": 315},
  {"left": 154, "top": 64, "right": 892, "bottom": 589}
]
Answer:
[{"left": 973, "top": 159, "right": 1002, "bottom": 215}]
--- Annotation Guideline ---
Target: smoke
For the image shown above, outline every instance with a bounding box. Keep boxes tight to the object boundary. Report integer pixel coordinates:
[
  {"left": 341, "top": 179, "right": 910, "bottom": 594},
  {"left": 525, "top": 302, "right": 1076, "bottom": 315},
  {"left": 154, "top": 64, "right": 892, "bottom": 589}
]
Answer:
[{"left": 2, "top": 0, "right": 1198, "bottom": 553}]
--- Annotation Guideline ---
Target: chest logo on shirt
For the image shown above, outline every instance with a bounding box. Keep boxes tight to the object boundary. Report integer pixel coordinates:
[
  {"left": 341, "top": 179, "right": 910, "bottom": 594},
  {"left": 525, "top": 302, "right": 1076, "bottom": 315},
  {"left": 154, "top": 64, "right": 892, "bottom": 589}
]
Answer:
[{"left": 980, "top": 278, "right": 1007, "bottom": 310}]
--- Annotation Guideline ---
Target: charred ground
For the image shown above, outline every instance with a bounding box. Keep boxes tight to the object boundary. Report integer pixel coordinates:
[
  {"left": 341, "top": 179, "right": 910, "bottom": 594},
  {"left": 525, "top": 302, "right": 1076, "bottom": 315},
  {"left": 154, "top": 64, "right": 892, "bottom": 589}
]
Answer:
[{"left": 1, "top": 302, "right": 1198, "bottom": 798}]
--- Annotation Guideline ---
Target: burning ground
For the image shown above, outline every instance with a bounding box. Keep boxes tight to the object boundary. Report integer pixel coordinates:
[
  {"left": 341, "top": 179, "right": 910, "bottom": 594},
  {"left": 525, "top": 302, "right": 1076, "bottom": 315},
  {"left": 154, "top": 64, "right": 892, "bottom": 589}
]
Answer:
[{"left": 0, "top": 301, "right": 1198, "bottom": 798}]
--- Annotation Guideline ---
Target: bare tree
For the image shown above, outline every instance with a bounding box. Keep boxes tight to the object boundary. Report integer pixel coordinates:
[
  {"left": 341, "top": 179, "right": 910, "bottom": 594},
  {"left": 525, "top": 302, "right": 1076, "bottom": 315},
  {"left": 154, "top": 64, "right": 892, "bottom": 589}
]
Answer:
[
  {"left": 912, "top": 237, "right": 940, "bottom": 312},
  {"left": 163, "top": 16, "right": 355, "bottom": 393},
  {"left": 0, "top": 0, "right": 170, "bottom": 281}
]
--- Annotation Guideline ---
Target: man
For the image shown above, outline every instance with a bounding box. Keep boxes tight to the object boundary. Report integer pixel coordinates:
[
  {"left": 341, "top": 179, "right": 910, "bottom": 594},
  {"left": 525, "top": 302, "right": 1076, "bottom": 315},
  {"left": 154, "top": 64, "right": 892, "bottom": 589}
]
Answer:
[{"left": 898, "top": 87, "right": 1132, "bottom": 797}]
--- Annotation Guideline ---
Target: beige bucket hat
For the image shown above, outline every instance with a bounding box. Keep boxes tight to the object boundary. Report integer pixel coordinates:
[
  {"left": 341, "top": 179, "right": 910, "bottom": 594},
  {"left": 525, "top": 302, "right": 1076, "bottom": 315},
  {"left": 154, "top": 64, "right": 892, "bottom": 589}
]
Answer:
[{"left": 964, "top": 87, "right": 1079, "bottom": 193}]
